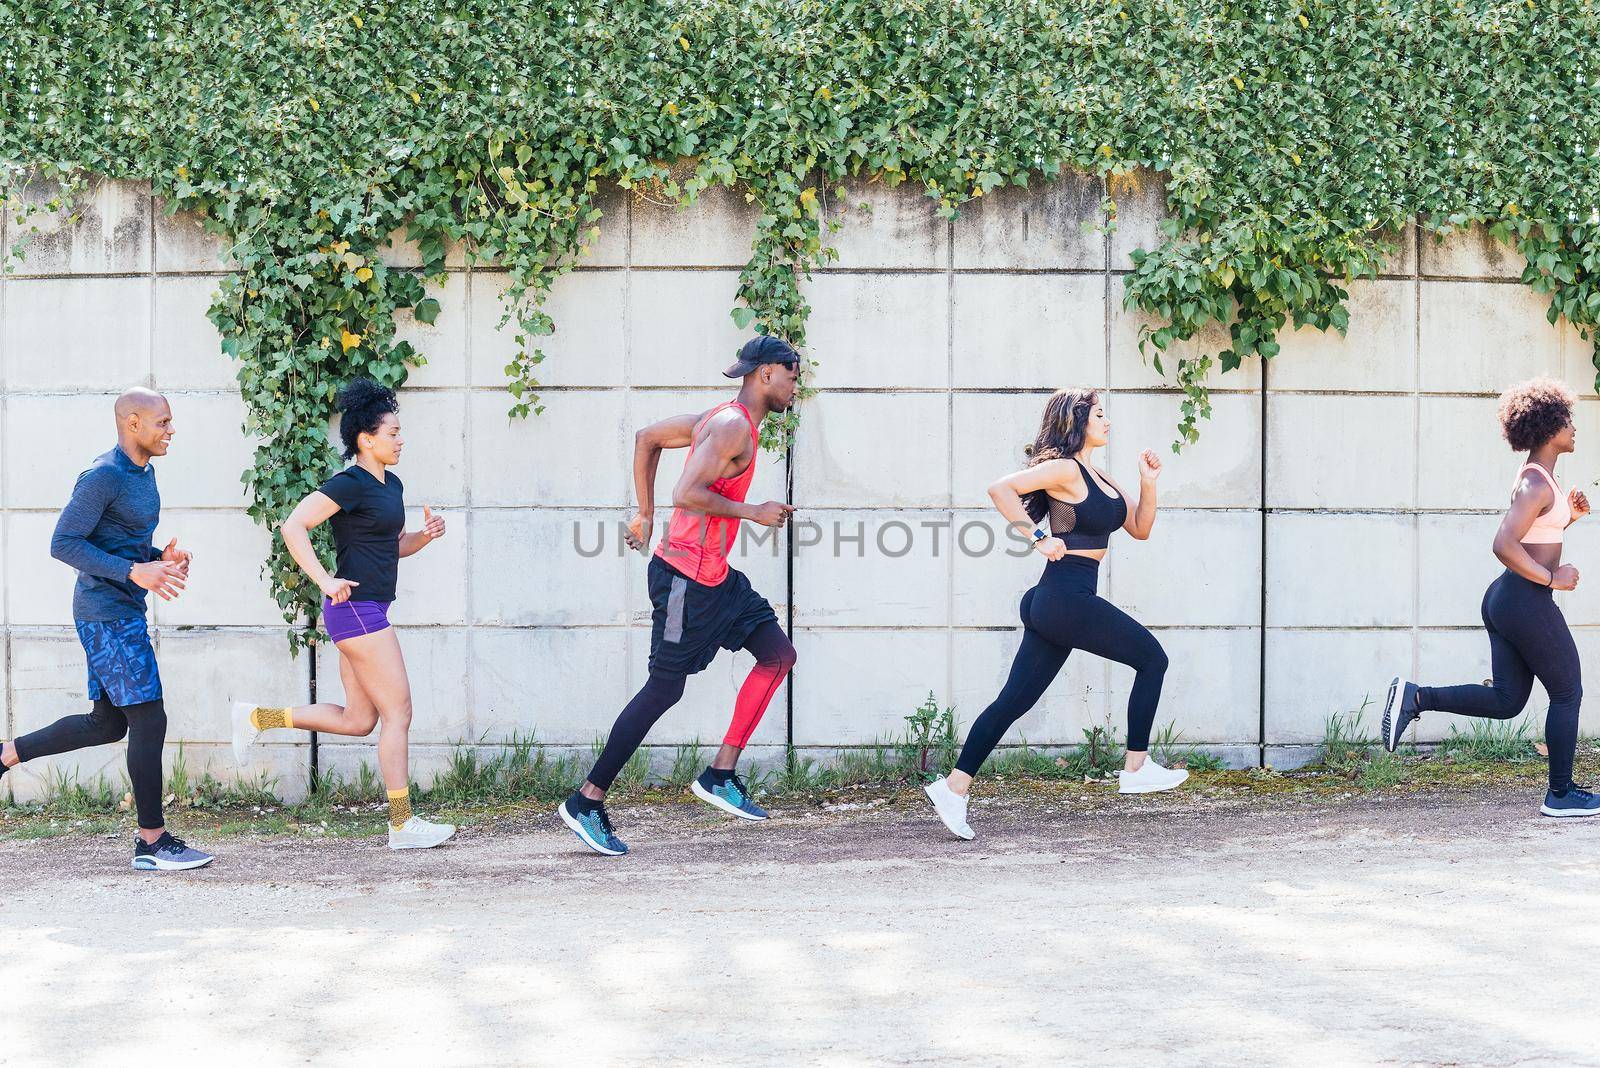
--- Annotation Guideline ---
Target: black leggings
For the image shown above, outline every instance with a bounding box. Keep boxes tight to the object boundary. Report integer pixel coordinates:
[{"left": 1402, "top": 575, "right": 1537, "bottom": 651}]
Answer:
[
  {"left": 955, "top": 556, "right": 1167, "bottom": 777},
  {"left": 587, "top": 620, "right": 796, "bottom": 791},
  {"left": 12, "top": 698, "right": 168, "bottom": 829},
  {"left": 1417, "top": 569, "right": 1581, "bottom": 792}
]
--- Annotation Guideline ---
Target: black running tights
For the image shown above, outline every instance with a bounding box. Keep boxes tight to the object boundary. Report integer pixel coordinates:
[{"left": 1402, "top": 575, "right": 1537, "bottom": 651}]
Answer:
[
  {"left": 587, "top": 621, "right": 794, "bottom": 792},
  {"left": 955, "top": 559, "right": 1168, "bottom": 777},
  {"left": 1417, "top": 570, "right": 1580, "bottom": 792},
  {"left": 12, "top": 698, "right": 168, "bottom": 829}
]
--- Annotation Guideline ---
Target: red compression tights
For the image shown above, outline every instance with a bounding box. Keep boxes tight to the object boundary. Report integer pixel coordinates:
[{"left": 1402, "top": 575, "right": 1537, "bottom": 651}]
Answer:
[{"left": 725, "top": 622, "right": 797, "bottom": 747}]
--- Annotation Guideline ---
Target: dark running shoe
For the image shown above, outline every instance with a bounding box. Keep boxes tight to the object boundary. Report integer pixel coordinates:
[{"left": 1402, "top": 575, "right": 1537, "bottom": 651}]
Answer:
[
  {"left": 1382, "top": 675, "right": 1420, "bottom": 752},
  {"left": 1540, "top": 786, "right": 1600, "bottom": 818},
  {"left": 132, "top": 833, "right": 215, "bottom": 872},
  {"left": 691, "top": 769, "right": 768, "bottom": 821},
  {"left": 559, "top": 794, "right": 628, "bottom": 856}
]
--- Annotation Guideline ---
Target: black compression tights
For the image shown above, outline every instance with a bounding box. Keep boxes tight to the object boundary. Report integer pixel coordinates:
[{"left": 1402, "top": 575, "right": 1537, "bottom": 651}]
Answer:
[
  {"left": 955, "top": 557, "right": 1168, "bottom": 777},
  {"left": 11, "top": 698, "right": 168, "bottom": 829},
  {"left": 1417, "top": 569, "right": 1581, "bottom": 792},
  {"left": 586, "top": 621, "right": 794, "bottom": 792}
]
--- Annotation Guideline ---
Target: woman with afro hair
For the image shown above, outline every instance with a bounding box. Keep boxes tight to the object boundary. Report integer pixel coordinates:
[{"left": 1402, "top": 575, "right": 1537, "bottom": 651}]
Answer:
[
  {"left": 229, "top": 379, "right": 456, "bottom": 848},
  {"left": 1382, "top": 376, "right": 1598, "bottom": 817}
]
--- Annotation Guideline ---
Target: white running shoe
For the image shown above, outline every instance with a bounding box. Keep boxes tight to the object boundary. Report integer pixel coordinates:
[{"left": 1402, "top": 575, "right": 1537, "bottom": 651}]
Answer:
[
  {"left": 388, "top": 816, "right": 455, "bottom": 850},
  {"left": 1118, "top": 759, "right": 1190, "bottom": 795},
  {"left": 230, "top": 701, "right": 260, "bottom": 766},
  {"left": 922, "top": 778, "right": 975, "bottom": 840}
]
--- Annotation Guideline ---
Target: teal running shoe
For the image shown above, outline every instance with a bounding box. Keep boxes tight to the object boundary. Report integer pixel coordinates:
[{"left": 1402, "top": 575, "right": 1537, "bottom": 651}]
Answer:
[
  {"left": 559, "top": 794, "right": 628, "bottom": 856},
  {"left": 691, "top": 768, "right": 768, "bottom": 821}
]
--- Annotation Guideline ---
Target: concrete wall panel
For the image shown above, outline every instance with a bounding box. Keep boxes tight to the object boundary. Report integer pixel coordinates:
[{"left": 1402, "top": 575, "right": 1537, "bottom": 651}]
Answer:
[{"left": 4, "top": 183, "right": 1589, "bottom": 796}]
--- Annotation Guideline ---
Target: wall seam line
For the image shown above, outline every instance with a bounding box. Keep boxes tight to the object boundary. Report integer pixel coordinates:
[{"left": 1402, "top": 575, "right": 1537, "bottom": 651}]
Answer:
[
  {"left": 1102, "top": 176, "right": 1115, "bottom": 739},
  {"left": 463, "top": 229, "right": 478, "bottom": 747},
  {"left": 1, "top": 179, "right": 10, "bottom": 771},
  {"left": 1259, "top": 327, "right": 1269, "bottom": 767},
  {"left": 946, "top": 215, "right": 956, "bottom": 715},
  {"left": 147, "top": 184, "right": 161, "bottom": 665},
  {"left": 1411, "top": 217, "right": 1423, "bottom": 711},
  {"left": 623, "top": 191, "right": 637, "bottom": 717}
]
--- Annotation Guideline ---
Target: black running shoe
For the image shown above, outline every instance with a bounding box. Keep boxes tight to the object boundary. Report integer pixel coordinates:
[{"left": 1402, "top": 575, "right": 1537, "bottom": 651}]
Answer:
[{"left": 1382, "top": 675, "right": 1420, "bottom": 752}]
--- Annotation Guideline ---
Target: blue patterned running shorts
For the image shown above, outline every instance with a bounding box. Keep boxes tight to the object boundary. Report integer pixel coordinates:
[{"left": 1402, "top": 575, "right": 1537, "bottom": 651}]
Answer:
[{"left": 75, "top": 617, "right": 163, "bottom": 706}]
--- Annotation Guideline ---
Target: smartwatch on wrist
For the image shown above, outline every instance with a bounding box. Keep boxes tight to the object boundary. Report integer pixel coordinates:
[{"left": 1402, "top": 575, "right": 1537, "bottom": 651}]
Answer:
[{"left": 1031, "top": 527, "right": 1048, "bottom": 543}]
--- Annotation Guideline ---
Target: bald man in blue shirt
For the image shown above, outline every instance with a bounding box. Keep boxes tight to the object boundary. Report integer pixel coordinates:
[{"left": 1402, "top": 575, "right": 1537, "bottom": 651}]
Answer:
[{"left": 0, "top": 388, "right": 214, "bottom": 871}]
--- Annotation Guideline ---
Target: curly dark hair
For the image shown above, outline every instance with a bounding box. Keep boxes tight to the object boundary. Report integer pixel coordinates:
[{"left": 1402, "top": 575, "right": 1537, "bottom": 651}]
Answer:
[
  {"left": 336, "top": 378, "right": 399, "bottom": 460},
  {"left": 1498, "top": 376, "right": 1575, "bottom": 452},
  {"left": 1021, "top": 387, "right": 1099, "bottom": 524}
]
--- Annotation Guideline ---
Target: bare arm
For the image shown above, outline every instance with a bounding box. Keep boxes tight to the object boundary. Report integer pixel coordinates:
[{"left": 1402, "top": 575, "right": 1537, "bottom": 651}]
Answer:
[
  {"left": 1568, "top": 488, "right": 1591, "bottom": 526},
  {"left": 624, "top": 411, "right": 704, "bottom": 551},
  {"left": 635, "top": 411, "right": 703, "bottom": 515},
  {"left": 280, "top": 491, "right": 359, "bottom": 603},
  {"left": 399, "top": 505, "right": 446, "bottom": 558},
  {"left": 987, "top": 459, "right": 1080, "bottom": 560},
  {"left": 1103, "top": 450, "right": 1163, "bottom": 540},
  {"left": 1493, "top": 474, "right": 1575, "bottom": 587},
  {"left": 671, "top": 414, "right": 793, "bottom": 527}
]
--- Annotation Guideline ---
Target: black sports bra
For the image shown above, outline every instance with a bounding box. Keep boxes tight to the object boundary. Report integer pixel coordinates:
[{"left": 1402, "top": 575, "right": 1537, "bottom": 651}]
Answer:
[{"left": 1047, "top": 458, "right": 1127, "bottom": 550}]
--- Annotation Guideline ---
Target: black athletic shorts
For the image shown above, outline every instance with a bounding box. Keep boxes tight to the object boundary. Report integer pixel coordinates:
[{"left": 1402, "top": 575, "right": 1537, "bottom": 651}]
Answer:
[{"left": 647, "top": 555, "right": 777, "bottom": 680}]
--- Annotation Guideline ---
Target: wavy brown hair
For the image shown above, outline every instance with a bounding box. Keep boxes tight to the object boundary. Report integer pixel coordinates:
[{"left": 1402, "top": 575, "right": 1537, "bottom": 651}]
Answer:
[
  {"left": 1021, "top": 388, "right": 1099, "bottom": 523},
  {"left": 1498, "top": 376, "right": 1575, "bottom": 452}
]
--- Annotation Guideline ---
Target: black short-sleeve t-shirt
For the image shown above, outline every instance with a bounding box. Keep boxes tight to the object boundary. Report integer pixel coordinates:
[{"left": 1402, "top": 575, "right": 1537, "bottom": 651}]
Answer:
[{"left": 318, "top": 467, "right": 405, "bottom": 603}]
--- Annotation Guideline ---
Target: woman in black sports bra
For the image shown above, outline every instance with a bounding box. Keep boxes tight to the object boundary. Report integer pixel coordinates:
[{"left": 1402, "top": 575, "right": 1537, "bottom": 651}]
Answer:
[{"left": 923, "top": 387, "right": 1187, "bottom": 839}]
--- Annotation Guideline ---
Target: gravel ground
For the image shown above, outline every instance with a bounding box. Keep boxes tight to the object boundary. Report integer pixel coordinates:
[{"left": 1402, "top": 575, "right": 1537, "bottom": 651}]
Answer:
[{"left": 2, "top": 783, "right": 1597, "bottom": 1067}]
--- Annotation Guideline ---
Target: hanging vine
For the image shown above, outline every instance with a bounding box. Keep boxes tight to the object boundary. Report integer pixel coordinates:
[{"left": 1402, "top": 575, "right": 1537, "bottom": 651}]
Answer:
[{"left": 5, "top": 0, "right": 1600, "bottom": 641}]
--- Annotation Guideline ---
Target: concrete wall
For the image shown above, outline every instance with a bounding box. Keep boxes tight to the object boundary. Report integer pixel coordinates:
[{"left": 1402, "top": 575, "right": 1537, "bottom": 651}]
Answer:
[{"left": 2, "top": 173, "right": 1597, "bottom": 800}]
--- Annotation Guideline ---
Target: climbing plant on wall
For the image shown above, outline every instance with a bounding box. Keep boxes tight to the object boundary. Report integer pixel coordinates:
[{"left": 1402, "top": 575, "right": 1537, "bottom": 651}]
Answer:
[{"left": 5, "top": 0, "right": 1600, "bottom": 642}]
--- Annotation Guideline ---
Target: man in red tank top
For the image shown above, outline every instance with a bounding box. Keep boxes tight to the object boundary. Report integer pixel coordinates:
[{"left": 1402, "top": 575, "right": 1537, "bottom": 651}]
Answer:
[{"left": 560, "top": 336, "right": 801, "bottom": 856}]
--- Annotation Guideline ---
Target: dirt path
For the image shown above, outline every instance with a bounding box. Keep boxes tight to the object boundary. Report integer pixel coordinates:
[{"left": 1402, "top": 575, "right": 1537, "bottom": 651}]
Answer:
[{"left": 2, "top": 787, "right": 1597, "bottom": 1067}]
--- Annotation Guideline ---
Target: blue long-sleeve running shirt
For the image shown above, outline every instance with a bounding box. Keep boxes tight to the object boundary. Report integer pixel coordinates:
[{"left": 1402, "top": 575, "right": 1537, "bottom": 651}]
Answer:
[{"left": 50, "top": 446, "right": 164, "bottom": 621}]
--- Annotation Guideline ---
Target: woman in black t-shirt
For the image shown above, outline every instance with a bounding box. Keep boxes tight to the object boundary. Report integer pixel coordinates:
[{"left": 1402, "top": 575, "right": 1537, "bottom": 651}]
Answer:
[{"left": 230, "top": 380, "right": 455, "bottom": 850}]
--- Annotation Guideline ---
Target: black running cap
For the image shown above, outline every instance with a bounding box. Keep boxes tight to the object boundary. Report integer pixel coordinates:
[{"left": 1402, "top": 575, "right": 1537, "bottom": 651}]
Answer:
[{"left": 724, "top": 335, "right": 799, "bottom": 378}]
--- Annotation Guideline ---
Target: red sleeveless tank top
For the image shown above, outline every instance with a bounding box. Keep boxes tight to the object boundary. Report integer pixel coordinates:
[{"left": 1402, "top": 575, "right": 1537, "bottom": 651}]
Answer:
[{"left": 654, "top": 401, "right": 760, "bottom": 586}]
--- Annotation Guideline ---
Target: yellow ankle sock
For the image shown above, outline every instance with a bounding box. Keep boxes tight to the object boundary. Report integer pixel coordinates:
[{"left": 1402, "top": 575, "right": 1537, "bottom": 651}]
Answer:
[
  {"left": 250, "top": 707, "right": 293, "bottom": 730},
  {"left": 387, "top": 788, "right": 412, "bottom": 829}
]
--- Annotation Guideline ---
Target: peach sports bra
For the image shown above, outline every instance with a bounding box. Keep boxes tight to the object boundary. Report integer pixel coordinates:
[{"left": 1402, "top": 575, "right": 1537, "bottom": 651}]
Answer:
[{"left": 1515, "top": 461, "right": 1569, "bottom": 545}]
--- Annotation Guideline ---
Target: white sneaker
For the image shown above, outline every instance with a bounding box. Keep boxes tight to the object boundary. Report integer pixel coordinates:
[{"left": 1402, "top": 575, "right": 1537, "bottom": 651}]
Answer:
[
  {"left": 922, "top": 778, "right": 975, "bottom": 840},
  {"left": 1118, "top": 759, "right": 1190, "bottom": 795},
  {"left": 388, "top": 816, "right": 455, "bottom": 850},
  {"left": 230, "top": 702, "right": 260, "bottom": 766}
]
